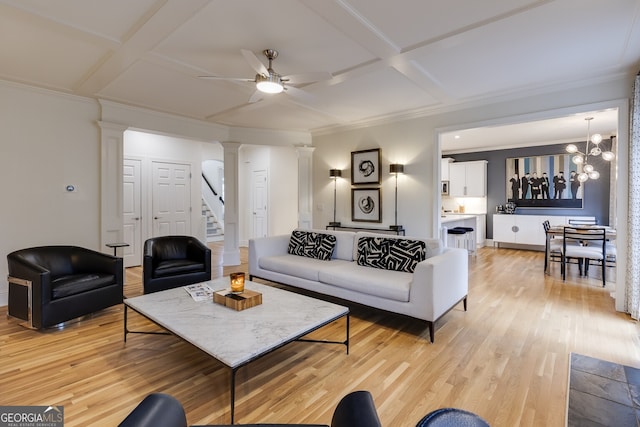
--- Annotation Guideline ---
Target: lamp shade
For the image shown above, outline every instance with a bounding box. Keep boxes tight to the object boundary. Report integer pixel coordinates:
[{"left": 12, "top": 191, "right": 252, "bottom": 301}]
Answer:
[
  {"left": 329, "top": 169, "right": 342, "bottom": 178},
  {"left": 389, "top": 164, "right": 404, "bottom": 174}
]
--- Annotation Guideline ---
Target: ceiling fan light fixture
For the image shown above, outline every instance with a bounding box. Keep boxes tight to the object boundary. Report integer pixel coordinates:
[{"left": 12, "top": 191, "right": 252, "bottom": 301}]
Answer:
[{"left": 255, "top": 74, "right": 284, "bottom": 94}]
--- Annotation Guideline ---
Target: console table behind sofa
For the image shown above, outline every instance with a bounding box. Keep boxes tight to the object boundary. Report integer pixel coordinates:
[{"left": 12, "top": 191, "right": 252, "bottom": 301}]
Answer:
[{"left": 326, "top": 224, "right": 405, "bottom": 236}]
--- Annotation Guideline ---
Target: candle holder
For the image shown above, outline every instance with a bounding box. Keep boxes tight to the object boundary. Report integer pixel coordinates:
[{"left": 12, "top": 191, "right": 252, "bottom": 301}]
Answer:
[{"left": 230, "top": 272, "right": 245, "bottom": 294}]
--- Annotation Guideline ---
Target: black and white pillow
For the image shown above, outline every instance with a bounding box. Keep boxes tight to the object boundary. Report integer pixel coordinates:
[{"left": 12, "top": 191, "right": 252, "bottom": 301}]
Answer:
[
  {"left": 357, "top": 237, "right": 426, "bottom": 272},
  {"left": 288, "top": 230, "right": 337, "bottom": 261}
]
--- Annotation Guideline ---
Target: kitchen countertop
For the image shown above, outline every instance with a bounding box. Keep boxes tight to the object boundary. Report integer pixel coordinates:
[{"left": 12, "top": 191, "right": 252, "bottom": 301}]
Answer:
[{"left": 440, "top": 214, "right": 483, "bottom": 223}]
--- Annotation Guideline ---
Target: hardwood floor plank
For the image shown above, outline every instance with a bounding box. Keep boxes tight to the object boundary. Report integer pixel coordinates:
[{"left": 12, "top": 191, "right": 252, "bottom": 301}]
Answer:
[{"left": 1, "top": 245, "right": 639, "bottom": 426}]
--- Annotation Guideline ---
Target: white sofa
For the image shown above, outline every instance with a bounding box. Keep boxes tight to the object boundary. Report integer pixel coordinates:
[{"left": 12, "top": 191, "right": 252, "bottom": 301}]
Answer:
[{"left": 249, "top": 229, "right": 469, "bottom": 342}]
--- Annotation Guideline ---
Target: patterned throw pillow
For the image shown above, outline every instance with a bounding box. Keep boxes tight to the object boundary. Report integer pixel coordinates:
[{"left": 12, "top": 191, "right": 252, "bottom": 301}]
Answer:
[
  {"left": 288, "top": 230, "right": 337, "bottom": 261},
  {"left": 357, "top": 237, "right": 426, "bottom": 272}
]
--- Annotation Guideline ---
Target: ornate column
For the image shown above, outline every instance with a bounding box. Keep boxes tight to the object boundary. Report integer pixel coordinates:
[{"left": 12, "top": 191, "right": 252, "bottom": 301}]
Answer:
[
  {"left": 221, "top": 142, "right": 241, "bottom": 266},
  {"left": 296, "top": 146, "right": 315, "bottom": 229}
]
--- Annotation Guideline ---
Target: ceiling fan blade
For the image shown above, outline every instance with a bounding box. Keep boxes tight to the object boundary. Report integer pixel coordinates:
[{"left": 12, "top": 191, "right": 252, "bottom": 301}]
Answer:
[
  {"left": 248, "top": 90, "right": 264, "bottom": 103},
  {"left": 241, "top": 49, "right": 269, "bottom": 76},
  {"left": 283, "top": 71, "right": 331, "bottom": 85},
  {"left": 199, "top": 76, "right": 254, "bottom": 82},
  {"left": 284, "top": 85, "right": 315, "bottom": 103}
]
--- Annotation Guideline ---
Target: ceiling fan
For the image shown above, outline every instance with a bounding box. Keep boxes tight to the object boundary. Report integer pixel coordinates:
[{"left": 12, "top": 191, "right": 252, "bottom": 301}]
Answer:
[{"left": 199, "top": 49, "right": 331, "bottom": 103}]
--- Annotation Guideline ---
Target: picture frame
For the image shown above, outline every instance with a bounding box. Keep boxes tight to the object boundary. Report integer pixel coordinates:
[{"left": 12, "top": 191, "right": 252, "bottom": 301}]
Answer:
[
  {"left": 506, "top": 154, "right": 584, "bottom": 209},
  {"left": 352, "top": 188, "right": 381, "bottom": 222},
  {"left": 351, "top": 148, "right": 381, "bottom": 185}
]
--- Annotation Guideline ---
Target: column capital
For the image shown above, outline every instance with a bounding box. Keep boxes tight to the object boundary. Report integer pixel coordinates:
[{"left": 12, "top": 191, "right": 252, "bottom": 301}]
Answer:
[
  {"left": 97, "top": 121, "right": 128, "bottom": 132},
  {"left": 296, "top": 145, "right": 316, "bottom": 157}
]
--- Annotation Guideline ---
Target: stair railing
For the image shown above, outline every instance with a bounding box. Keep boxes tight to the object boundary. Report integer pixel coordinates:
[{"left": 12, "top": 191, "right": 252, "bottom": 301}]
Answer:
[{"left": 202, "top": 173, "right": 224, "bottom": 205}]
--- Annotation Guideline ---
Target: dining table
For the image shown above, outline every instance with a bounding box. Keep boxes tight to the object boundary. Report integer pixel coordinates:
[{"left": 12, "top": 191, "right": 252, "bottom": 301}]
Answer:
[{"left": 544, "top": 225, "right": 617, "bottom": 274}]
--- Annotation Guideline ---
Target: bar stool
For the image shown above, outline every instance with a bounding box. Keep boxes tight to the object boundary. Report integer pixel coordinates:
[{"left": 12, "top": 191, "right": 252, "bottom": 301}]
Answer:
[
  {"left": 446, "top": 227, "right": 468, "bottom": 251},
  {"left": 452, "top": 226, "right": 476, "bottom": 255}
]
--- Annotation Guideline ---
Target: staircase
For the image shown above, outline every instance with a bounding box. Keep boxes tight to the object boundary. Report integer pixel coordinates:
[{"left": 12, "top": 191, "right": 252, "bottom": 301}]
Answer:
[{"left": 202, "top": 199, "right": 223, "bottom": 241}]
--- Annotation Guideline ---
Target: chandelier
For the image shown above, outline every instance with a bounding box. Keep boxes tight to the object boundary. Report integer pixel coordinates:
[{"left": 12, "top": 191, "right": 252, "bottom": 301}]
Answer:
[{"left": 565, "top": 117, "right": 615, "bottom": 182}]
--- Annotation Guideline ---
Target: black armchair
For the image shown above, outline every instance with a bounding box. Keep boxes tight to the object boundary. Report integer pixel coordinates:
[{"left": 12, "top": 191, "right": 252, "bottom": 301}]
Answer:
[
  {"left": 143, "top": 236, "right": 211, "bottom": 294},
  {"left": 119, "top": 390, "right": 381, "bottom": 427},
  {"left": 7, "top": 245, "right": 123, "bottom": 329}
]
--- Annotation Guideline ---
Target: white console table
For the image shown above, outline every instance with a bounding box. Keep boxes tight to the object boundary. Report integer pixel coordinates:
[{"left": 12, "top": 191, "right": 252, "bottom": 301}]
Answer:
[{"left": 493, "top": 214, "right": 596, "bottom": 247}]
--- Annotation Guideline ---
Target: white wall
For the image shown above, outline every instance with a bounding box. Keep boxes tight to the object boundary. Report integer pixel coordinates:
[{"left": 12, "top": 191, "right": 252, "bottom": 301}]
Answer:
[
  {"left": 238, "top": 145, "right": 299, "bottom": 244},
  {"left": 0, "top": 82, "right": 101, "bottom": 305},
  {"left": 313, "top": 119, "right": 438, "bottom": 238},
  {"left": 269, "top": 146, "right": 299, "bottom": 235}
]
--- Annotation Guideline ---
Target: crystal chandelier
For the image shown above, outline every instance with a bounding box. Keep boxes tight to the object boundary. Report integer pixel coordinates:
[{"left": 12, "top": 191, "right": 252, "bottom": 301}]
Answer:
[{"left": 565, "top": 117, "right": 615, "bottom": 182}]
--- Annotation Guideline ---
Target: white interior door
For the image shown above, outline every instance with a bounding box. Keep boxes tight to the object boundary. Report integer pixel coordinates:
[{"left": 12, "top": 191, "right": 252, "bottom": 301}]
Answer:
[
  {"left": 123, "top": 159, "right": 142, "bottom": 266},
  {"left": 152, "top": 161, "right": 191, "bottom": 237},
  {"left": 252, "top": 170, "right": 268, "bottom": 238}
]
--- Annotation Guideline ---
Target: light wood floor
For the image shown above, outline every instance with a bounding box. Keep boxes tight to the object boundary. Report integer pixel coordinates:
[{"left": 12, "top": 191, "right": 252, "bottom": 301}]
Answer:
[{"left": 1, "top": 245, "right": 639, "bottom": 426}]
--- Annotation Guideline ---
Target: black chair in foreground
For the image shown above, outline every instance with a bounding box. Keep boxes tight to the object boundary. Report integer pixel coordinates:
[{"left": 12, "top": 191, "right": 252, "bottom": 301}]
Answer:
[
  {"left": 7, "top": 245, "right": 123, "bottom": 329},
  {"left": 416, "top": 407, "right": 490, "bottom": 426},
  {"left": 143, "top": 235, "right": 212, "bottom": 294},
  {"left": 119, "top": 390, "right": 382, "bottom": 427}
]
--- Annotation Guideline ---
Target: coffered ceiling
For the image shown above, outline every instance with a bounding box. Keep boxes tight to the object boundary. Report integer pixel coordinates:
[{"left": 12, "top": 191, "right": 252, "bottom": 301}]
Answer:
[{"left": 1, "top": 0, "right": 639, "bottom": 147}]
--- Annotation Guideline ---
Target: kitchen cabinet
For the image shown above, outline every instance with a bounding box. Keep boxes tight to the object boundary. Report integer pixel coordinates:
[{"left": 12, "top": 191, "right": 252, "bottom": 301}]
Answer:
[
  {"left": 441, "top": 158, "right": 453, "bottom": 181},
  {"left": 493, "top": 214, "right": 596, "bottom": 247},
  {"left": 449, "top": 160, "right": 487, "bottom": 197}
]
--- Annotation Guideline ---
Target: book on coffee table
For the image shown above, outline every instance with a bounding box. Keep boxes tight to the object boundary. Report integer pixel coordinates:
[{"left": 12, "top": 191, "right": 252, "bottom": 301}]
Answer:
[{"left": 184, "top": 283, "right": 214, "bottom": 301}]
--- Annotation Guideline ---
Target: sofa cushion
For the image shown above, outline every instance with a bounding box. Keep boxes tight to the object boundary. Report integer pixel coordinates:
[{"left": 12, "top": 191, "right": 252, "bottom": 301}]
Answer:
[
  {"left": 316, "top": 229, "right": 355, "bottom": 261},
  {"left": 260, "top": 254, "right": 351, "bottom": 282},
  {"left": 288, "top": 230, "right": 337, "bottom": 261},
  {"left": 318, "top": 262, "right": 412, "bottom": 302},
  {"left": 356, "top": 237, "right": 426, "bottom": 273},
  {"left": 51, "top": 273, "right": 116, "bottom": 299},
  {"left": 352, "top": 232, "right": 442, "bottom": 260}
]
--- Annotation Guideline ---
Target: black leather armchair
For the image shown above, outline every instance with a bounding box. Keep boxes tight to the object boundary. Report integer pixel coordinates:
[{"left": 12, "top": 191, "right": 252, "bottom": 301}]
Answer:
[
  {"left": 7, "top": 246, "right": 123, "bottom": 329},
  {"left": 143, "top": 236, "right": 211, "bottom": 294},
  {"left": 119, "top": 391, "right": 381, "bottom": 427}
]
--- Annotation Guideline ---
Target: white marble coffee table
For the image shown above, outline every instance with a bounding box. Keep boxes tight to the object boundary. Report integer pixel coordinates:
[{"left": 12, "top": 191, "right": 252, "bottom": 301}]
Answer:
[{"left": 123, "top": 278, "right": 349, "bottom": 423}]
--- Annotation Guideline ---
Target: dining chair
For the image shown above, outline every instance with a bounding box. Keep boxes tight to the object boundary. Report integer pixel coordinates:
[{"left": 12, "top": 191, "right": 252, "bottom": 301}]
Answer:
[
  {"left": 606, "top": 242, "right": 617, "bottom": 267},
  {"left": 542, "top": 221, "right": 562, "bottom": 272},
  {"left": 568, "top": 218, "right": 598, "bottom": 226},
  {"left": 562, "top": 226, "right": 607, "bottom": 287}
]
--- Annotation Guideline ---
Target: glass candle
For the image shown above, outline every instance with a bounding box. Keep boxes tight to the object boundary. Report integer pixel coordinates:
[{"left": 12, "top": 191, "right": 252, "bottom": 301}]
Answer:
[{"left": 230, "top": 272, "right": 245, "bottom": 293}]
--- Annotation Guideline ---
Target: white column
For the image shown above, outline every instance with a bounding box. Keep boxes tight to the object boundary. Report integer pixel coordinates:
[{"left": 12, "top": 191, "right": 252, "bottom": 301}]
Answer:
[
  {"left": 297, "top": 146, "right": 315, "bottom": 229},
  {"left": 98, "top": 121, "right": 127, "bottom": 252},
  {"left": 222, "top": 142, "right": 241, "bottom": 266}
]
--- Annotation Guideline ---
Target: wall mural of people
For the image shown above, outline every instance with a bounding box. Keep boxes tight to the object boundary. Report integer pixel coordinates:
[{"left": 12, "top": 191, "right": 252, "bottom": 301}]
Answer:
[
  {"left": 541, "top": 172, "right": 550, "bottom": 199},
  {"left": 521, "top": 173, "right": 530, "bottom": 199},
  {"left": 506, "top": 154, "right": 583, "bottom": 208},
  {"left": 509, "top": 173, "right": 520, "bottom": 201}
]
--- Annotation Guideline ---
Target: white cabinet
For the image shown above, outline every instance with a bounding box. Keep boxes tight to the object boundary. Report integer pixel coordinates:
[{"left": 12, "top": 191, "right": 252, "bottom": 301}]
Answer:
[
  {"left": 493, "top": 214, "right": 596, "bottom": 247},
  {"left": 449, "top": 161, "right": 487, "bottom": 197},
  {"left": 441, "top": 158, "right": 453, "bottom": 181}
]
